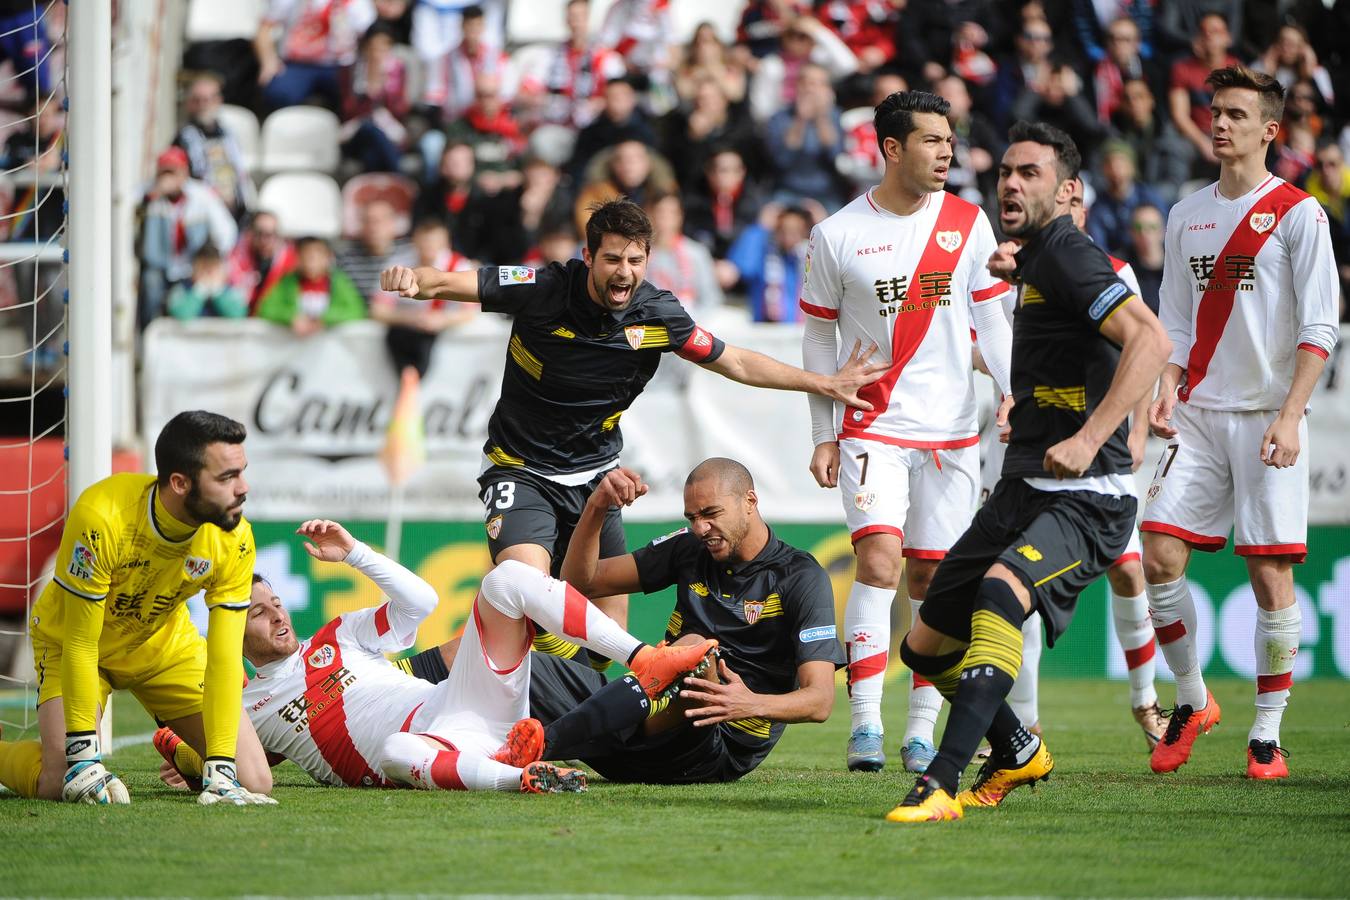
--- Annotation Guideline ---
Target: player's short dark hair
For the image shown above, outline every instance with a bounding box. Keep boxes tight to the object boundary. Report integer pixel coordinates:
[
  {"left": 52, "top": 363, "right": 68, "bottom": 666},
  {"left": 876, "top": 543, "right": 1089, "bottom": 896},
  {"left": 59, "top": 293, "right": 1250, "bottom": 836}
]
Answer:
[
  {"left": 686, "top": 457, "right": 754, "bottom": 495},
  {"left": 155, "top": 411, "right": 246, "bottom": 487},
  {"left": 1206, "top": 64, "right": 1285, "bottom": 124},
  {"left": 1007, "top": 120, "right": 1081, "bottom": 182},
  {"left": 874, "top": 90, "right": 951, "bottom": 148},
  {"left": 584, "top": 197, "right": 653, "bottom": 257},
  {"left": 461, "top": 4, "right": 484, "bottom": 20},
  {"left": 252, "top": 573, "right": 270, "bottom": 587}
]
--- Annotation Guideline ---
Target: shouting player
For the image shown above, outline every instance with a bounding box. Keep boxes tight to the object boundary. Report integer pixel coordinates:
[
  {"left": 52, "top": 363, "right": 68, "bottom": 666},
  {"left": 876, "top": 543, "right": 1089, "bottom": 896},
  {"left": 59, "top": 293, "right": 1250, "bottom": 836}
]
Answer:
[
  {"left": 0, "top": 411, "right": 273, "bottom": 805},
  {"left": 884, "top": 122, "right": 1170, "bottom": 823},
  {"left": 1142, "top": 65, "right": 1339, "bottom": 779},
  {"left": 799, "top": 90, "right": 1013, "bottom": 773}
]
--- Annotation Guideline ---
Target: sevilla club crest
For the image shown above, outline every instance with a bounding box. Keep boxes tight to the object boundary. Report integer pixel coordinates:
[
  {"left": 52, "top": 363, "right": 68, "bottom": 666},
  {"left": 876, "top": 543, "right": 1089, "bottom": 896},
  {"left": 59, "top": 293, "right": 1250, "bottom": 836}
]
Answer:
[
  {"left": 743, "top": 599, "right": 765, "bottom": 624},
  {"left": 1249, "top": 212, "right": 1276, "bottom": 234},
  {"left": 486, "top": 514, "right": 503, "bottom": 540},
  {"left": 624, "top": 326, "right": 646, "bottom": 349},
  {"left": 935, "top": 230, "right": 962, "bottom": 253}
]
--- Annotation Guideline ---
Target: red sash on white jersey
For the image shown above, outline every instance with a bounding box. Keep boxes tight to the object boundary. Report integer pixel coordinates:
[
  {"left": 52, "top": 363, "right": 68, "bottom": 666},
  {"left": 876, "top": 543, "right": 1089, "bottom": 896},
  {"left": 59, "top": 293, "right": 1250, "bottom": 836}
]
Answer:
[
  {"left": 840, "top": 195, "right": 980, "bottom": 439},
  {"left": 301, "top": 618, "right": 387, "bottom": 787},
  {"left": 1181, "top": 180, "right": 1305, "bottom": 403}
]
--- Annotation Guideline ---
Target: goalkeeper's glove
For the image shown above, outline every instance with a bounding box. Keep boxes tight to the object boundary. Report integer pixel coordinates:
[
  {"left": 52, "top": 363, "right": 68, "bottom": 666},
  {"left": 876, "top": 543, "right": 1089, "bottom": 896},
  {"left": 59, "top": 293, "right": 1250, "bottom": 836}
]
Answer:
[
  {"left": 61, "top": 732, "right": 130, "bottom": 805},
  {"left": 198, "top": 757, "right": 278, "bottom": 806}
]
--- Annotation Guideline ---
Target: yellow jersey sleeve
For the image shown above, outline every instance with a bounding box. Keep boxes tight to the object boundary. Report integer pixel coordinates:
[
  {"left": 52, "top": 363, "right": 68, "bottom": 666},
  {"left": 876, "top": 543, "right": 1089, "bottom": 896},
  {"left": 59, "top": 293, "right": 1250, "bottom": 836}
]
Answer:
[
  {"left": 59, "top": 583, "right": 107, "bottom": 734},
  {"left": 52, "top": 489, "right": 119, "bottom": 735},
  {"left": 51, "top": 491, "right": 117, "bottom": 601},
  {"left": 203, "top": 602, "right": 247, "bottom": 759},
  {"left": 204, "top": 518, "right": 255, "bottom": 611}
]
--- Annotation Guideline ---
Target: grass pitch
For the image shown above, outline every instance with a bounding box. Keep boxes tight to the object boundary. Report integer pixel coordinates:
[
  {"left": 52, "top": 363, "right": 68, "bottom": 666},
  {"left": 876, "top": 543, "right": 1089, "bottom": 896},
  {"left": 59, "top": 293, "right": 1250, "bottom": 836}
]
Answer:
[{"left": 2, "top": 678, "right": 1348, "bottom": 898}]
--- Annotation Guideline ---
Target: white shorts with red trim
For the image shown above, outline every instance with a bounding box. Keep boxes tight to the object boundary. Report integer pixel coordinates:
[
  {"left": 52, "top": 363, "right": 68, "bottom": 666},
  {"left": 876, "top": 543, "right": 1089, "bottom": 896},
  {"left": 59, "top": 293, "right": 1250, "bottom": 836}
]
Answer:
[
  {"left": 1141, "top": 403, "right": 1309, "bottom": 562},
  {"left": 412, "top": 599, "right": 532, "bottom": 757},
  {"left": 838, "top": 437, "right": 979, "bottom": 557}
]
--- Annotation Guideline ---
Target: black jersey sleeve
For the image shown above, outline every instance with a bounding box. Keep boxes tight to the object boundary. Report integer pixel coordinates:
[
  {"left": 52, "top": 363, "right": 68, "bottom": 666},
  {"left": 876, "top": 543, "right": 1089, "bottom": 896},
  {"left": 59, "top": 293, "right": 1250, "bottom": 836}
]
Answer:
[
  {"left": 631, "top": 528, "right": 693, "bottom": 594},
  {"left": 646, "top": 293, "right": 726, "bottom": 364},
  {"left": 1038, "top": 237, "right": 1136, "bottom": 332},
  {"left": 477, "top": 262, "right": 569, "bottom": 317},
  {"left": 784, "top": 560, "right": 846, "bottom": 668}
]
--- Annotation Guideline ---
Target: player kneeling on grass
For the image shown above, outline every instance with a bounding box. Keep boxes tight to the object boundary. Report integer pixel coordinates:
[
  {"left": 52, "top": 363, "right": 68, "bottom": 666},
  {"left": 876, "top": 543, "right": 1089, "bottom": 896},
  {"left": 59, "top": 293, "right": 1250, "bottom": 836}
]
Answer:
[{"left": 157, "top": 520, "right": 715, "bottom": 794}]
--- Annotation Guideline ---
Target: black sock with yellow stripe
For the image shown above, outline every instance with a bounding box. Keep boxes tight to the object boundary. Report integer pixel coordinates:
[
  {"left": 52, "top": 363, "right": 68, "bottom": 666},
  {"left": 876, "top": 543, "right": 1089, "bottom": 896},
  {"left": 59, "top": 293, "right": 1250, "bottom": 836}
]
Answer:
[{"left": 924, "top": 578, "right": 1026, "bottom": 794}]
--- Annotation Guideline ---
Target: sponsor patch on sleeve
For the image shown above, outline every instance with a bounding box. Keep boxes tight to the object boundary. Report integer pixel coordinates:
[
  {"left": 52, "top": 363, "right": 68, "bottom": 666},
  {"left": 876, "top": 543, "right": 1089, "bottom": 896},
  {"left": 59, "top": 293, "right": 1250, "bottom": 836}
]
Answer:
[
  {"left": 498, "top": 266, "right": 536, "bottom": 285},
  {"left": 1088, "top": 282, "right": 1128, "bottom": 321},
  {"left": 799, "top": 625, "right": 837, "bottom": 643},
  {"left": 650, "top": 527, "right": 688, "bottom": 546}
]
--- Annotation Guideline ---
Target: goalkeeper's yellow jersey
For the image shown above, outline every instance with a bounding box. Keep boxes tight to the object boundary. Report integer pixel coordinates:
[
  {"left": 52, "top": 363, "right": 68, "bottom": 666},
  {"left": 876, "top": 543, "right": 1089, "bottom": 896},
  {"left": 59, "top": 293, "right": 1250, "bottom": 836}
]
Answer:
[{"left": 31, "top": 472, "right": 255, "bottom": 658}]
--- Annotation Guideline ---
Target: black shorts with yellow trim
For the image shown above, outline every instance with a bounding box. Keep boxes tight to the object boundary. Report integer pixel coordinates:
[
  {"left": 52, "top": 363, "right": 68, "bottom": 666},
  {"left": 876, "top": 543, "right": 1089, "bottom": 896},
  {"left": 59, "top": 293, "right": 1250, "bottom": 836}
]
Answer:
[
  {"left": 920, "top": 478, "right": 1135, "bottom": 648},
  {"left": 477, "top": 466, "right": 628, "bottom": 577}
]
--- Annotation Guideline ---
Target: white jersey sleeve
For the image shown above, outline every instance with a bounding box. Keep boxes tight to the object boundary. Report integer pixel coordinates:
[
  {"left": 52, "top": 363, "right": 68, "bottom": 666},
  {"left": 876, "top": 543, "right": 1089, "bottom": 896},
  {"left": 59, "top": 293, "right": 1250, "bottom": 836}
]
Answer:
[
  {"left": 1158, "top": 207, "right": 1193, "bottom": 372},
  {"left": 1115, "top": 260, "right": 1141, "bottom": 296},
  {"left": 801, "top": 225, "right": 844, "bottom": 445},
  {"left": 1286, "top": 198, "right": 1340, "bottom": 358},
  {"left": 339, "top": 541, "right": 439, "bottom": 654},
  {"left": 966, "top": 212, "right": 1013, "bottom": 397}
]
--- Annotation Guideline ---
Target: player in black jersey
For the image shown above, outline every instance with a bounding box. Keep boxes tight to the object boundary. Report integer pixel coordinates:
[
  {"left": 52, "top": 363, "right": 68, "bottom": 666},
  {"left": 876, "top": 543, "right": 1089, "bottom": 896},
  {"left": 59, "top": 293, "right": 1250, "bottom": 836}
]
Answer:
[
  {"left": 885, "top": 122, "right": 1171, "bottom": 823},
  {"left": 381, "top": 199, "right": 880, "bottom": 652}
]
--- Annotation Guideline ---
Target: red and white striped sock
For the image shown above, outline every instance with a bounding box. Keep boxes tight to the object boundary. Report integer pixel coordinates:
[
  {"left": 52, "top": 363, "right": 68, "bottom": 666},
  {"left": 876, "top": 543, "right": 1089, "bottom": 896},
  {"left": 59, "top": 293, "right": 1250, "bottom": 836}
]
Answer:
[
  {"left": 1251, "top": 604, "right": 1300, "bottom": 744},
  {"left": 1111, "top": 587, "right": 1158, "bottom": 707},
  {"left": 1148, "top": 577, "right": 1208, "bottom": 709},
  {"left": 379, "top": 732, "right": 520, "bottom": 792},
  {"left": 479, "top": 560, "right": 641, "bottom": 664},
  {"left": 845, "top": 581, "right": 894, "bottom": 732},
  {"left": 902, "top": 596, "right": 942, "bottom": 742}
]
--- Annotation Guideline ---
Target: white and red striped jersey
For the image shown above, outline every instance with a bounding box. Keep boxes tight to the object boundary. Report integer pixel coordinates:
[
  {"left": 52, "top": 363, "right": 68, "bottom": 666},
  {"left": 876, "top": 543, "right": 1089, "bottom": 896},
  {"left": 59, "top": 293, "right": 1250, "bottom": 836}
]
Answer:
[
  {"left": 800, "top": 189, "right": 1013, "bottom": 448},
  {"left": 422, "top": 42, "right": 517, "bottom": 119},
  {"left": 1160, "top": 175, "right": 1340, "bottom": 411},
  {"left": 243, "top": 542, "right": 438, "bottom": 788}
]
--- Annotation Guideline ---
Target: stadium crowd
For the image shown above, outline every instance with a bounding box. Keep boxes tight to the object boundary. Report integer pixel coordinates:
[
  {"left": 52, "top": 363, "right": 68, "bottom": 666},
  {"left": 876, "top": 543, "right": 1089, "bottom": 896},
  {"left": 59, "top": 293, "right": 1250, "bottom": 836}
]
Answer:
[{"left": 117, "top": 0, "right": 1350, "bottom": 342}]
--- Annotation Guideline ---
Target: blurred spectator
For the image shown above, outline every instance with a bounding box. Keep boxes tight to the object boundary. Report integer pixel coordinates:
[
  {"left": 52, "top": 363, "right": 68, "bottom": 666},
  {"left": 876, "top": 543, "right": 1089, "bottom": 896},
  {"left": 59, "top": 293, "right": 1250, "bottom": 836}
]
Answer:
[
  {"left": 1306, "top": 138, "right": 1350, "bottom": 312},
  {"left": 1089, "top": 16, "right": 1162, "bottom": 125},
  {"left": 1279, "top": 80, "right": 1324, "bottom": 144},
  {"left": 749, "top": 15, "right": 857, "bottom": 124},
  {"left": 598, "top": 0, "right": 676, "bottom": 87},
  {"left": 1252, "top": 22, "right": 1334, "bottom": 105},
  {"left": 573, "top": 139, "right": 677, "bottom": 234},
  {"left": 1168, "top": 11, "right": 1238, "bottom": 170},
  {"left": 167, "top": 245, "right": 249, "bottom": 320},
  {"left": 373, "top": 0, "right": 414, "bottom": 45},
  {"left": 935, "top": 73, "right": 1000, "bottom": 207},
  {"left": 524, "top": 221, "right": 583, "bottom": 267},
  {"left": 413, "top": 0, "right": 506, "bottom": 62},
  {"left": 765, "top": 64, "right": 845, "bottom": 209},
  {"left": 228, "top": 211, "right": 297, "bottom": 311},
  {"left": 1157, "top": 0, "right": 1241, "bottom": 56},
  {"left": 1274, "top": 120, "right": 1317, "bottom": 185},
  {"left": 737, "top": 0, "right": 808, "bottom": 60},
  {"left": 136, "top": 147, "right": 238, "bottom": 327},
  {"left": 0, "top": 1, "right": 53, "bottom": 103},
  {"left": 1, "top": 92, "right": 64, "bottom": 242},
  {"left": 1087, "top": 141, "right": 1166, "bottom": 257},
  {"left": 421, "top": 4, "right": 516, "bottom": 121},
  {"left": 1012, "top": 64, "right": 1107, "bottom": 163},
  {"left": 173, "top": 72, "right": 255, "bottom": 220},
  {"left": 444, "top": 71, "right": 527, "bottom": 172},
  {"left": 479, "top": 153, "right": 574, "bottom": 264},
  {"left": 836, "top": 68, "right": 907, "bottom": 193},
  {"left": 947, "top": 19, "right": 998, "bottom": 89},
  {"left": 570, "top": 75, "right": 657, "bottom": 180},
  {"left": 683, "top": 147, "right": 764, "bottom": 261},
  {"left": 902, "top": 1, "right": 1008, "bottom": 84},
  {"left": 254, "top": 0, "right": 376, "bottom": 113},
  {"left": 814, "top": 0, "right": 903, "bottom": 73},
  {"left": 725, "top": 204, "right": 813, "bottom": 322},
  {"left": 674, "top": 22, "right": 748, "bottom": 107},
  {"left": 336, "top": 199, "right": 413, "bottom": 300},
  {"left": 256, "top": 236, "right": 366, "bottom": 336},
  {"left": 371, "top": 218, "right": 476, "bottom": 377},
  {"left": 645, "top": 193, "right": 724, "bottom": 313},
  {"left": 339, "top": 23, "right": 412, "bottom": 173},
  {"left": 1110, "top": 77, "right": 1193, "bottom": 203},
  {"left": 1074, "top": 0, "right": 1155, "bottom": 65},
  {"left": 1122, "top": 203, "right": 1164, "bottom": 312},
  {"left": 661, "top": 74, "right": 760, "bottom": 188},
  {"left": 414, "top": 141, "right": 493, "bottom": 259},
  {"left": 518, "top": 0, "right": 626, "bottom": 129},
  {"left": 989, "top": 16, "right": 1056, "bottom": 130}
]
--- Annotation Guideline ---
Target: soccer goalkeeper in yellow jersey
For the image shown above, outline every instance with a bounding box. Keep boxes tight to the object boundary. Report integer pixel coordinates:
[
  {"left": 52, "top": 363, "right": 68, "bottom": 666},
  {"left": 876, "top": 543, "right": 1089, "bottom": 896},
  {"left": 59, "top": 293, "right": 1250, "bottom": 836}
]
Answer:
[{"left": 0, "top": 410, "right": 275, "bottom": 806}]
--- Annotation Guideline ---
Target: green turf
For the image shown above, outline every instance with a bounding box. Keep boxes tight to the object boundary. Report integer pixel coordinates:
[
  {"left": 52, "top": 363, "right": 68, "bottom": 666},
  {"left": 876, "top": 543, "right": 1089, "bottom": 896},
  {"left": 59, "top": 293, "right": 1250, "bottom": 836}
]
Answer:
[{"left": 2, "top": 678, "right": 1348, "bottom": 898}]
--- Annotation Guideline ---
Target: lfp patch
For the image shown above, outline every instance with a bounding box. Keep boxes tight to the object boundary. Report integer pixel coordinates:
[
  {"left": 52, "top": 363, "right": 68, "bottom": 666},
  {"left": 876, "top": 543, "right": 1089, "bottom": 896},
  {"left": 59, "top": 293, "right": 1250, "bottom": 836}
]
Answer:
[
  {"left": 184, "top": 556, "right": 212, "bottom": 579},
  {"left": 68, "top": 541, "right": 95, "bottom": 581},
  {"left": 498, "top": 266, "right": 536, "bottom": 285}
]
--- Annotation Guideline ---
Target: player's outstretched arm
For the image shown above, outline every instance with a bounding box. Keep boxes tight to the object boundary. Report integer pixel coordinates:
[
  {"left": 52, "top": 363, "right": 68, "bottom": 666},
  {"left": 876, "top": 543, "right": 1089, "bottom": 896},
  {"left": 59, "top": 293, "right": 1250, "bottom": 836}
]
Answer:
[
  {"left": 681, "top": 659, "right": 834, "bottom": 726},
  {"left": 379, "top": 265, "right": 481, "bottom": 303},
  {"left": 1044, "top": 298, "right": 1171, "bottom": 478},
  {"left": 702, "top": 340, "right": 887, "bottom": 410},
  {"left": 560, "top": 469, "right": 645, "bottom": 597},
  {"left": 299, "top": 519, "right": 439, "bottom": 638}
]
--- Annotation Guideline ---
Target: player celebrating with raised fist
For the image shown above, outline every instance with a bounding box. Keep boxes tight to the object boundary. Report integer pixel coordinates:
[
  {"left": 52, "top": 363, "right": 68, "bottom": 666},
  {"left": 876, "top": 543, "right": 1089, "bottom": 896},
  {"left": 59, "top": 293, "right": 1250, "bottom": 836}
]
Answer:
[
  {"left": 1142, "top": 65, "right": 1339, "bottom": 780},
  {"left": 799, "top": 90, "right": 1014, "bottom": 774}
]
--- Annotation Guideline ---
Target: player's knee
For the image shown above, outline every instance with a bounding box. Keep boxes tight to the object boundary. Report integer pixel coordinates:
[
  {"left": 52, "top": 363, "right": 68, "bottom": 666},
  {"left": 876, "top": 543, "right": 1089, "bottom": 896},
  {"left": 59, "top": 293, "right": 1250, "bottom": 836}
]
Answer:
[
  {"left": 1142, "top": 534, "right": 1187, "bottom": 584},
  {"left": 983, "top": 564, "right": 1032, "bottom": 612},
  {"left": 240, "top": 762, "right": 272, "bottom": 795},
  {"left": 480, "top": 559, "right": 534, "bottom": 614},
  {"left": 1246, "top": 558, "right": 1295, "bottom": 611},
  {"left": 905, "top": 559, "right": 940, "bottom": 600},
  {"left": 1108, "top": 560, "right": 1145, "bottom": 595},
  {"left": 854, "top": 541, "right": 902, "bottom": 588}
]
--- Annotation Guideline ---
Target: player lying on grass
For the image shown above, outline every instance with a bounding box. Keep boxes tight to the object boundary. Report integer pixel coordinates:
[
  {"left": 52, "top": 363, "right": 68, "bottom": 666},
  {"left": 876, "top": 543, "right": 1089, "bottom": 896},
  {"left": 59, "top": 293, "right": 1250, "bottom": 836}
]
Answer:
[{"left": 157, "top": 519, "right": 715, "bottom": 794}]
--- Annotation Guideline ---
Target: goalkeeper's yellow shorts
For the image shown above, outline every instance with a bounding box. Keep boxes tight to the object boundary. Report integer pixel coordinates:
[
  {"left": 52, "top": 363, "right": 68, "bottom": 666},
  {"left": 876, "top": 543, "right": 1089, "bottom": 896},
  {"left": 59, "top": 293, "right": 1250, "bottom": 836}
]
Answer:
[{"left": 32, "top": 613, "right": 208, "bottom": 721}]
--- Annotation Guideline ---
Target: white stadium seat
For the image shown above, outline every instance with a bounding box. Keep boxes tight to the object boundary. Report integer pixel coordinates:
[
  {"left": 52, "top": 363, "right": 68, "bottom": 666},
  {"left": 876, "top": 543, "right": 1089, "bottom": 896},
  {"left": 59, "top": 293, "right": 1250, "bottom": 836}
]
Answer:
[
  {"left": 259, "top": 106, "right": 342, "bottom": 174},
  {"left": 669, "top": 0, "right": 743, "bottom": 44},
  {"left": 258, "top": 172, "right": 343, "bottom": 240},
  {"left": 505, "top": 0, "right": 620, "bottom": 46},
  {"left": 186, "top": 0, "right": 262, "bottom": 42},
  {"left": 217, "top": 104, "right": 260, "bottom": 172}
]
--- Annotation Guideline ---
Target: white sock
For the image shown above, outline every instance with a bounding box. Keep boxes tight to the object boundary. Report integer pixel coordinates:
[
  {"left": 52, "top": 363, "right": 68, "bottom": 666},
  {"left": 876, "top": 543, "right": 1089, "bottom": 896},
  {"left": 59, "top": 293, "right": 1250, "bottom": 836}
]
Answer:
[
  {"left": 1008, "top": 611, "right": 1042, "bottom": 728},
  {"left": 1111, "top": 587, "right": 1158, "bottom": 707},
  {"left": 902, "top": 596, "right": 943, "bottom": 743},
  {"left": 379, "top": 732, "right": 521, "bottom": 792},
  {"left": 1148, "top": 577, "right": 1208, "bottom": 710},
  {"left": 845, "top": 581, "right": 894, "bottom": 732},
  {"left": 480, "top": 560, "right": 641, "bottom": 664},
  {"left": 1251, "top": 604, "right": 1300, "bottom": 744}
]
